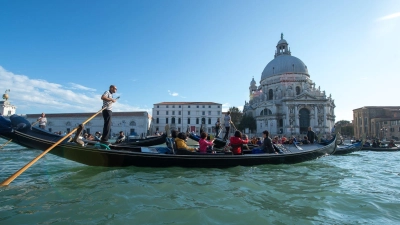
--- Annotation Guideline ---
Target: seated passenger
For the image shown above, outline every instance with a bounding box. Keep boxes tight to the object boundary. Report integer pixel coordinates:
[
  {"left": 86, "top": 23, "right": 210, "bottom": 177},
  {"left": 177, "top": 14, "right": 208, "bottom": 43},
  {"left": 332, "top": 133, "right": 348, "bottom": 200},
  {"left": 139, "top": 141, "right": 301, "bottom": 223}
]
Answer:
[
  {"left": 115, "top": 131, "right": 126, "bottom": 144},
  {"left": 372, "top": 140, "right": 378, "bottom": 148},
  {"left": 388, "top": 140, "right": 396, "bottom": 148},
  {"left": 256, "top": 137, "right": 262, "bottom": 145},
  {"left": 253, "top": 130, "right": 277, "bottom": 154},
  {"left": 175, "top": 132, "right": 197, "bottom": 152},
  {"left": 301, "top": 136, "right": 310, "bottom": 145},
  {"left": 228, "top": 131, "right": 248, "bottom": 155},
  {"left": 199, "top": 132, "right": 214, "bottom": 153}
]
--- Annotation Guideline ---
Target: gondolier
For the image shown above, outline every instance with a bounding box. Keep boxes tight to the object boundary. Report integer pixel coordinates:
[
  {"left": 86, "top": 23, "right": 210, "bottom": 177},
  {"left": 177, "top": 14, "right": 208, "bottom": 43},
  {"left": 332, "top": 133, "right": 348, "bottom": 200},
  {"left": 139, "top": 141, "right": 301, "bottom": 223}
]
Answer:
[
  {"left": 223, "top": 112, "right": 231, "bottom": 141},
  {"left": 100, "top": 85, "right": 117, "bottom": 144}
]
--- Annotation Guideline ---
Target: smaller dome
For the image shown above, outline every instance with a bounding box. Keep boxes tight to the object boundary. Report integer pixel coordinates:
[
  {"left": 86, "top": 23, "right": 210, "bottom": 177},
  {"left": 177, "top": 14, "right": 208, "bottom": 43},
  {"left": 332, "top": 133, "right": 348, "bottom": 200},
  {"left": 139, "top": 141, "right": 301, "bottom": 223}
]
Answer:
[
  {"left": 278, "top": 39, "right": 288, "bottom": 45},
  {"left": 250, "top": 77, "right": 256, "bottom": 86}
]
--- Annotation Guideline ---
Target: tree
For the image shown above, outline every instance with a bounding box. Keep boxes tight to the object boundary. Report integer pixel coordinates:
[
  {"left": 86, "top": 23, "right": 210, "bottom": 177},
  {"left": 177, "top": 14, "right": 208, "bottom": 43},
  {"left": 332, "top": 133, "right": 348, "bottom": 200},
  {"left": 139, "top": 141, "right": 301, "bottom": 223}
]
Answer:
[
  {"left": 228, "top": 106, "right": 242, "bottom": 130},
  {"left": 239, "top": 114, "right": 256, "bottom": 132},
  {"left": 336, "top": 120, "right": 350, "bottom": 126}
]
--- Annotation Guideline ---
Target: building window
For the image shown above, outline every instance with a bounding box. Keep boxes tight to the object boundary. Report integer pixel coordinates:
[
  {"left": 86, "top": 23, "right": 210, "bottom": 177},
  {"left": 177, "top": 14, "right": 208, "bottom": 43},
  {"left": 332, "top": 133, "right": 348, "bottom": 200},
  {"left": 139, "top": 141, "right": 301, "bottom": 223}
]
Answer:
[
  {"left": 166, "top": 118, "right": 169, "bottom": 124},
  {"left": 156, "top": 118, "right": 159, "bottom": 124},
  {"left": 202, "top": 111, "right": 205, "bottom": 115},
  {"left": 178, "top": 111, "right": 181, "bottom": 115},
  {"left": 178, "top": 118, "right": 181, "bottom": 124},
  {"left": 157, "top": 105, "right": 159, "bottom": 108},
  {"left": 130, "top": 121, "right": 136, "bottom": 126},
  {"left": 208, "top": 118, "right": 211, "bottom": 124},
  {"left": 172, "top": 117, "right": 175, "bottom": 124},
  {"left": 217, "top": 111, "right": 220, "bottom": 115},
  {"left": 187, "top": 118, "right": 190, "bottom": 124},
  {"left": 268, "top": 89, "right": 273, "bottom": 100},
  {"left": 296, "top": 86, "right": 301, "bottom": 95},
  {"left": 157, "top": 111, "right": 159, "bottom": 115},
  {"left": 179, "top": 105, "right": 181, "bottom": 108},
  {"left": 197, "top": 105, "right": 199, "bottom": 108},
  {"left": 209, "top": 106, "right": 211, "bottom": 108},
  {"left": 202, "top": 118, "right": 206, "bottom": 124},
  {"left": 202, "top": 105, "right": 205, "bottom": 108},
  {"left": 166, "top": 111, "right": 169, "bottom": 115},
  {"left": 173, "top": 105, "right": 175, "bottom": 108},
  {"left": 172, "top": 111, "right": 175, "bottom": 115},
  {"left": 218, "top": 106, "right": 220, "bottom": 108},
  {"left": 188, "top": 106, "right": 191, "bottom": 108},
  {"left": 196, "top": 118, "right": 199, "bottom": 124},
  {"left": 166, "top": 105, "right": 169, "bottom": 108},
  {"left": 208, "top": 111, "right": 211, "bottom": 115},
  {"left": 188, "top": 111, "right": 190, "bottom": 115}
]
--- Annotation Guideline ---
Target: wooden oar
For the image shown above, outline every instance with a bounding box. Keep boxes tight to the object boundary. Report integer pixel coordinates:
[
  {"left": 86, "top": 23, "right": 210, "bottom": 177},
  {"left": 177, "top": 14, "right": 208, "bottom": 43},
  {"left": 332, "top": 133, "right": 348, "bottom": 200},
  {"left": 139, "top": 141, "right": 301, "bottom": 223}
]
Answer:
[
  {"left": 0, "top": 97, "right": 119, "bottom": 186},
  {"left": 0, "top": 139, "right": 12, "bottom": 149}
]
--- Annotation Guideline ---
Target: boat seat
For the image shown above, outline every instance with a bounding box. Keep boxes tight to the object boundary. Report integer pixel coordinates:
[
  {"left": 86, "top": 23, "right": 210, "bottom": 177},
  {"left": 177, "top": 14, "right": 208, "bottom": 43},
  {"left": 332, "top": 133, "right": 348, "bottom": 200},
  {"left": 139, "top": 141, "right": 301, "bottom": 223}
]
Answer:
[{"left": 166, "top": 138, "right": 176, "bottom": 154}]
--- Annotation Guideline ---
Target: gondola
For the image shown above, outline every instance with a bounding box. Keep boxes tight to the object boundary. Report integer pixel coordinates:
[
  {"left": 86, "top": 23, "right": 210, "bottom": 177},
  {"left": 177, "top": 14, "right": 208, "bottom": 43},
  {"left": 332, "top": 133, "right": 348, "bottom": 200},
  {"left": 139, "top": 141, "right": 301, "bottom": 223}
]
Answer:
[
  {"left": 334, "top": 141, "right": 363, "bottom": 155},
  {"left": 0, "top": 115, "right": 337, "bottom": 168}
]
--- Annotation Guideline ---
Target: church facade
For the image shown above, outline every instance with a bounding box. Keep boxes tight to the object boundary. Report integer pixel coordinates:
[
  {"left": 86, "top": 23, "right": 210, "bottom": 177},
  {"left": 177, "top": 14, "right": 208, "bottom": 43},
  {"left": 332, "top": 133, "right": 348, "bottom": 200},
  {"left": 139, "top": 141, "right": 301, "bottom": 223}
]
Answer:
[{"left": 243, "top": 34, "right": 335, "bottom": 135}]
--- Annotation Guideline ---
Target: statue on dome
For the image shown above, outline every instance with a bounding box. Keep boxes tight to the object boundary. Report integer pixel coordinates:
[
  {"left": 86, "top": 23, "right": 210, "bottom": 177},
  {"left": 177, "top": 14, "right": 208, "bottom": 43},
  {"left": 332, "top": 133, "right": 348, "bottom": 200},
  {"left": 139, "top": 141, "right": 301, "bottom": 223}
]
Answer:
[{"left": 2, "top": 89, "right": 10, "bottom": 101}]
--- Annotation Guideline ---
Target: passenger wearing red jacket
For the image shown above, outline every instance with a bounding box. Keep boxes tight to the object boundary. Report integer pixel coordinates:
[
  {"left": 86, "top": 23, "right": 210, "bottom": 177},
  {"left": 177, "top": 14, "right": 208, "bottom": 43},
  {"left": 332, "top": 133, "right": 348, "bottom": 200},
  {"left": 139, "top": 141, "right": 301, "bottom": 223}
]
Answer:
[{"left": 228, "top": 131, "right": 248, "bottom": 155}]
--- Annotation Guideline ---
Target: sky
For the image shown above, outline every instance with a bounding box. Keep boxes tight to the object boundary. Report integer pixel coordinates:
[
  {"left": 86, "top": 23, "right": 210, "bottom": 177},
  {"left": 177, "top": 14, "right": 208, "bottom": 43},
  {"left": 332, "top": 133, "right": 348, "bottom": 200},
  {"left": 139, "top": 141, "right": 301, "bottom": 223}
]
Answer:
[{"left": 0, "top": 0, "right": 399, "bottom": 121}]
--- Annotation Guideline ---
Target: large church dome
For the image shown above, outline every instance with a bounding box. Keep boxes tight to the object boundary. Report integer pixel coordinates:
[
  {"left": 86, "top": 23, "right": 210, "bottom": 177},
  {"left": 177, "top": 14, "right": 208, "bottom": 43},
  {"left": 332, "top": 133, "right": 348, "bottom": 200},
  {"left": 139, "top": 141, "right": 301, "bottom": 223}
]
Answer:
[
  {"left": 261, "top": 34, "right": 308, "bottom": 81},
  {"left": 261, "top": 55, "right": 308, "bottom": 80}
]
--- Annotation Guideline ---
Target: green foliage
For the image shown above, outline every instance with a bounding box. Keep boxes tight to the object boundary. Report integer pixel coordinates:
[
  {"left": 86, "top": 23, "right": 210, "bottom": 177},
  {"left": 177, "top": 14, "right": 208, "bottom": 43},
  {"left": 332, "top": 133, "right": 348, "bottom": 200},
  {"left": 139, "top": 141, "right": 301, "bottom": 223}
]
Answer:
[
  {"left": 229, "top": 107, "right": 242, "bottom": 128},
  {"left": 239, "top": 114, "right": 257, "bottom": 132},
  {"left": 341, "top": 126, "right": 354, "bottom": 136},
  {"left": 336, "top": 120, "right": 350, "bottom": 126}
]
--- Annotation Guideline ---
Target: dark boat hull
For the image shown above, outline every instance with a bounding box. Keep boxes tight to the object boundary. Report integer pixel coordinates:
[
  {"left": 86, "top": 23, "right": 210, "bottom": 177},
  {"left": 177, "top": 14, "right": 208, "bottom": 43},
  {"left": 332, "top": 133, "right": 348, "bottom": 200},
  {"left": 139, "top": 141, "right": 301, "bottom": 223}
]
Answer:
[
  {"left": 334, "top": 141, "right": 362, "bottom": 155},
  {"left": 117, "top": 134, "right": 167, "bottom": 147},
  {"left": 0, "top": 115, "right": 337, "bottom": 168}
]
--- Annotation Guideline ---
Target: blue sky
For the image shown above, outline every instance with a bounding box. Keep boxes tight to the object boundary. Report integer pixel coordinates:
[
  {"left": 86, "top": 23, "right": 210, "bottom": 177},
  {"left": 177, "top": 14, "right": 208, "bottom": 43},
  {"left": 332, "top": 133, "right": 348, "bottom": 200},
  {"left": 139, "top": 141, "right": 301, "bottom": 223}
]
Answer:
[{"left": 1, "top": 0, "right": 399, "bottom": 121}]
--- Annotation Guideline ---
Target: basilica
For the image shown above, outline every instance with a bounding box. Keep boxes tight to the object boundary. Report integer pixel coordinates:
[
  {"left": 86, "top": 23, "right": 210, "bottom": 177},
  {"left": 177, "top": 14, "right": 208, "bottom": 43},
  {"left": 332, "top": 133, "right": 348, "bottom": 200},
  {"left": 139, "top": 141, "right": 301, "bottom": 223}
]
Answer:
[{"left": 243, "top": 34, "right": 335, "bottom": 135}]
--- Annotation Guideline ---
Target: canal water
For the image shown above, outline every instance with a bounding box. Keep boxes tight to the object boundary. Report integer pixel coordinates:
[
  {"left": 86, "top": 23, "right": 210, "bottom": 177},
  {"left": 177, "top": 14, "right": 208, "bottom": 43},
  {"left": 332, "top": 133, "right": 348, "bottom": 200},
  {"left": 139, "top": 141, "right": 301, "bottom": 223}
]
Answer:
[{"left": 0, "top": 139, "right": 399, "bottom": 224}]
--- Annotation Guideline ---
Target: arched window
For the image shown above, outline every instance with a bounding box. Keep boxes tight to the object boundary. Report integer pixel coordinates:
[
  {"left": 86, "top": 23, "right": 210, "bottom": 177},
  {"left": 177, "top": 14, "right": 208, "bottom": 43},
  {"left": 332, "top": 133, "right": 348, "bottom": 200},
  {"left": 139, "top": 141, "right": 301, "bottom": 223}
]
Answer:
[
  {"left": 268, "top": 89, "right": 273, "bottom": 100},
  {"left": 130, "top": 121, "right": 136, "bottom": 126},
  {"left": 171, "top": 117, "right": 176, "bottom": 124},
  {"left": 260, "top": 108, "right": 272, "bottom": 116},
  {"left": 296, "top": 86, "right": 301, "bottom": 95},
  {"left": 201, "top": 118, "right": 206, "bottom": 124}
]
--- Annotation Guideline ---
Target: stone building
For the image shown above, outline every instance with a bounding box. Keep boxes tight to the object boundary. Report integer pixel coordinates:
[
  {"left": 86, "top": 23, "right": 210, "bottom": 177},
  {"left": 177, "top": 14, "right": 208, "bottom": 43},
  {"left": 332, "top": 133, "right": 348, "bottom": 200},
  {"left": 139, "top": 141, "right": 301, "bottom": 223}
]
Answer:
[
  {"left": 152, "top": 102, "right": 222, "bottom": 135},
  {"left": 243, "top": 34, "right": 335, "bottom": 135},
  {"left": 26, "top": 112, "right": 151, "bottom": 138},
  {"left": 353, "top": 106, "right": 400, "bottom": 140}
]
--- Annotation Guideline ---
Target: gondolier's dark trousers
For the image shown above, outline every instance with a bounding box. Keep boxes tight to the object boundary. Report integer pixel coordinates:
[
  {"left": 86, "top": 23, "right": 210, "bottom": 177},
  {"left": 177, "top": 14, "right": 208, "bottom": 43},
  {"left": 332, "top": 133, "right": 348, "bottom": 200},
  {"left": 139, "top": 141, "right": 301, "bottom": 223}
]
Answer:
[
  {"left": 223, "top": 126, "right": 230, "bottom": 140},
  {"left": 102, "top": 110, "right": 112, "bottom": 141}
]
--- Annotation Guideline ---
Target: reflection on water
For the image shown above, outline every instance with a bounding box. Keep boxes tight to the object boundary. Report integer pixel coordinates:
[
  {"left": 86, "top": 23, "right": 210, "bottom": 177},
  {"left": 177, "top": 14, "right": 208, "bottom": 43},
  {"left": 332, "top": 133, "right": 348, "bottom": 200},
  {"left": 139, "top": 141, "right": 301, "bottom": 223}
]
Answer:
[{"left": 0, "top": 140, "right": 400, "bottom": 224}]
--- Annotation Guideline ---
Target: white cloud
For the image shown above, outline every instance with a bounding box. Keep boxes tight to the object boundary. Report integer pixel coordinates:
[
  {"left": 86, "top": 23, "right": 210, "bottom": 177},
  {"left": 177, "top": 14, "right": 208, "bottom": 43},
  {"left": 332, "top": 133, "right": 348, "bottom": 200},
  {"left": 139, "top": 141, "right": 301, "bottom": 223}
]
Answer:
[
  {"left": 0, "top": 65, "right": 149, "bottom": 114},
  {"left": 377, "top": 12, "right": 400, "bottom": 21},
  {"left": 68, "top": 82, "right": 96, "bottom": 91},
  {"left": 168, "top": 90, "right": 179, "bottom": 97}
]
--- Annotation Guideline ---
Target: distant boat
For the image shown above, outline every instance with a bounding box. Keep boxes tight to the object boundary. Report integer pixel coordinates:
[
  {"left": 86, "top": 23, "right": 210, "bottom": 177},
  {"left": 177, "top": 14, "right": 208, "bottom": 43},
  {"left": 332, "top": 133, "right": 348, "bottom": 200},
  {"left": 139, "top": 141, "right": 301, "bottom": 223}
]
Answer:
[
  {"left": 0, "top": 115, "right": 337, "bottom": 168},
  {"left": 334, "top": 141, "right": 363, "bottom": 155}
]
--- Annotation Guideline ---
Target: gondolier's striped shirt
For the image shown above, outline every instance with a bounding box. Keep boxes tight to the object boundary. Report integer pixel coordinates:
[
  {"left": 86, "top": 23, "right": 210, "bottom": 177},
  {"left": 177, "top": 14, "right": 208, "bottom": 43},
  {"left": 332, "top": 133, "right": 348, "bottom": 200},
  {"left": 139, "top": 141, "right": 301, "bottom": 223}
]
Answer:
[{"left": 102, "top": 90, "right": 113, "bottom": 111}]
